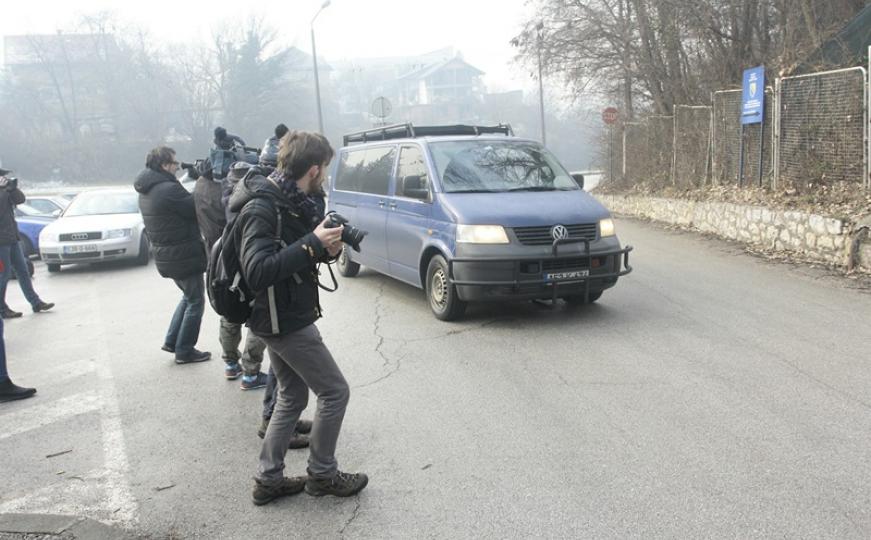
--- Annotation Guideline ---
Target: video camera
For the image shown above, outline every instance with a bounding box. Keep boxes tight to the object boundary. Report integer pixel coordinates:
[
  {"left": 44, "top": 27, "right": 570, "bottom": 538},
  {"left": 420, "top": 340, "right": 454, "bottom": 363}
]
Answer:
[
  {"left": 1, "top": 177, "right": 18, "bottom": 190},
  {"left": 179, "top": 159, "right": 205, "bottom": 173},
  {"left": 324, "top": 211, "right": 367, "bottom": 252}
]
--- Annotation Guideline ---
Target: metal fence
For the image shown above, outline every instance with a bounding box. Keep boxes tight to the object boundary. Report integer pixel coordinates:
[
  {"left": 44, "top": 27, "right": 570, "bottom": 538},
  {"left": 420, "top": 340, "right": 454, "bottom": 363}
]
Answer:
[
  {"left": 775, "top": 67, "right": 868, "bottom": 188},
  {"left": 710, "top": 88, "right": 774, "bottom": 187},
  {"left": 672, "top": 105, "right": 712, "bottom": 187},
  {"left": 621, "top": 116, "right": 673, "bottom": 187},
  {"left": 616, "top": 63, "right": 869, "bottom": 191}
]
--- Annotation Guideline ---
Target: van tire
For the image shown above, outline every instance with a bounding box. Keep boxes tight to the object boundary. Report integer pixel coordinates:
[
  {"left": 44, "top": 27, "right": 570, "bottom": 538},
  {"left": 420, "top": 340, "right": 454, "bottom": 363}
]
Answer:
[
  {"left": 337, "top": 246, "right": 360, "bottom": 277},
  {"left": 426, "top": 255, "right": 466, "bottom": 321},
  {"left": 564, "top": 291, "right": 603, "bottom": 305}
]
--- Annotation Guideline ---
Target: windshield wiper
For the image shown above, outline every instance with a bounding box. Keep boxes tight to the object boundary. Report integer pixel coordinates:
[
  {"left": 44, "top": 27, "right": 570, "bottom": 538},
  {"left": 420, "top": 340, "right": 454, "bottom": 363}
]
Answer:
[
  {"left": 506, "top": 186, "right": 558, "bottom": 192},
  {"left": 451, "top": 189, "right": 504, "bottom": 193}
]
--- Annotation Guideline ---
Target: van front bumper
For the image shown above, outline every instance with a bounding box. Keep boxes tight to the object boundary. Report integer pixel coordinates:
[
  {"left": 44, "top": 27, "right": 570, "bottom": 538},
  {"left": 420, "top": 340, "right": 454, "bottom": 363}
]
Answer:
[{"left": 448, "top": 238, "right": 633, "bottom": 303}]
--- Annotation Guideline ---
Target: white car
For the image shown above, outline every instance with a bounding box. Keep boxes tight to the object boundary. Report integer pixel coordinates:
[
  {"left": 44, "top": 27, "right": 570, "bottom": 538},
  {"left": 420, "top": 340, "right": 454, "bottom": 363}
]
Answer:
[{"left": 38, "top": 188, "right": 149, "bottom": 272}]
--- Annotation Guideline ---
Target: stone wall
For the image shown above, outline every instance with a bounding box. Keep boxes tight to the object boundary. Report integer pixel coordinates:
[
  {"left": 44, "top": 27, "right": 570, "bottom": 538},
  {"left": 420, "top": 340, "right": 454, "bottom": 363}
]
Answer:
[{"left": 598, "top": 194, "right": 870, "bottom": 272}]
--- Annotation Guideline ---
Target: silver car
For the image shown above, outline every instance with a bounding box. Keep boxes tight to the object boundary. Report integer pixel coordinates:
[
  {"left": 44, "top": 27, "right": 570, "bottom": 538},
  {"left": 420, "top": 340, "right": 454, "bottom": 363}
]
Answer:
[{"left": 38, "top": 188, "right": 150, "bottom": 272}]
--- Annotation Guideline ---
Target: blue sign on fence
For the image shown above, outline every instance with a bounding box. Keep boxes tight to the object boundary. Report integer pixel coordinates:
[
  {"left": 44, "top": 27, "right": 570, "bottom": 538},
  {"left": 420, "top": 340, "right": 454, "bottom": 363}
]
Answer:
[{"left": 741, "top": 66, "right": 765, "bottom": 125}]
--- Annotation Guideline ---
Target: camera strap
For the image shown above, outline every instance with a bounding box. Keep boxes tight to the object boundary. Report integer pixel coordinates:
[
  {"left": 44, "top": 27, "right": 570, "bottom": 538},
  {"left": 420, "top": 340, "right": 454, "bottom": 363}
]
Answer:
[{"left": 316, "top": 262, "right": 338, "bottom": 292}]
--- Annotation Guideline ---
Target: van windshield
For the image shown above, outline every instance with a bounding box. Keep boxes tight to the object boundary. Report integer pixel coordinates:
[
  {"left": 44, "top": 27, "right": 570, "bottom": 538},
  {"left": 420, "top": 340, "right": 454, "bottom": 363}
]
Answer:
[{"left": 430, "top": 140, "right": 578, "bottom": 193}]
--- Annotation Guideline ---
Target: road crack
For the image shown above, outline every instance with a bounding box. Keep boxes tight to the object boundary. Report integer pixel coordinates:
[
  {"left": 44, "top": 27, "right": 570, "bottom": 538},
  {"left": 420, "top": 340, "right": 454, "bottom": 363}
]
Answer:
[{"left": 339, "top": 498, "right": 363, "bottom": 537}]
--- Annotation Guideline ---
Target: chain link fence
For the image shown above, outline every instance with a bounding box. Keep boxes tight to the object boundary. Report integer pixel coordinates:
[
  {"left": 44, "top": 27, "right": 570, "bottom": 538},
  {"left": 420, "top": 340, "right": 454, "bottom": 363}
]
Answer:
[
  {"left": 620, "top": 116, "right": 673, "bottom": 187},
  {"left": 672, "top": 105, "right": 712, "bottom": 187},
  {"left": 615, "top": 64, "right": 868, "bottom": 192},
  {"left": 711, "top": 88, "right": 774, "bottom": 187},
  {"left": 776, "top": 67, "right": 867, "bottom": 190}
]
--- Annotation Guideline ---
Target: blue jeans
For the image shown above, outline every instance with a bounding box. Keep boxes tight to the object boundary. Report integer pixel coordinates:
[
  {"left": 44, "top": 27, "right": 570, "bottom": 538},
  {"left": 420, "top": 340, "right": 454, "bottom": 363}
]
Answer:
[
  {"left": 0, "top": 241, "right": 40, "bottom": 310},
  {"left": 164, "top": 273, "right": 205, "bottom": 356},
  {"left": 0, "top": 317, "right": 7, "bottom": 380}
]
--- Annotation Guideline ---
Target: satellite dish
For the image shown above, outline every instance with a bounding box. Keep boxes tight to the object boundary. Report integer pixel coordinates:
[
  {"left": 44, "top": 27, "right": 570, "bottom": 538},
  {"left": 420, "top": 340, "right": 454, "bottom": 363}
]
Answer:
[{"left": 371, "top": 96, "right": 392, "bottom": 119}]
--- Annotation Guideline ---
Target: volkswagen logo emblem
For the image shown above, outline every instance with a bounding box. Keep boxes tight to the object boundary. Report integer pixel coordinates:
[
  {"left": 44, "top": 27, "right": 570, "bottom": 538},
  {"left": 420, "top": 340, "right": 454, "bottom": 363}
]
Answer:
[
  {"left": 71, "top": 233, "right": 89, "bottom": 241},
  {"left": 551, "top": 224, "right": 569, "bottom": 241}
]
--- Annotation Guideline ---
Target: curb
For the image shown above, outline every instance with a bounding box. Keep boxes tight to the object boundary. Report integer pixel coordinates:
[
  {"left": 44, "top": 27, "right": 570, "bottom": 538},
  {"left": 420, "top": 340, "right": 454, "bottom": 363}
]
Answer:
[{"left": 0, "top": 514, "right": 135, "bottom": 539}]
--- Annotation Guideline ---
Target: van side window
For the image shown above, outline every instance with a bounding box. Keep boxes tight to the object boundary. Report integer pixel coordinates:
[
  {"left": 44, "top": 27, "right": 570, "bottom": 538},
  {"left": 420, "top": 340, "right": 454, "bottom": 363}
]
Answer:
[
  {"left": 359, "top": 147, "right": 395, "bottom": 195},
  {"left": 336, "top": 149, "right": 366, "bottom": 192},
  {"left": 397, "top": 146, "right": 429, "bottom": 197}
]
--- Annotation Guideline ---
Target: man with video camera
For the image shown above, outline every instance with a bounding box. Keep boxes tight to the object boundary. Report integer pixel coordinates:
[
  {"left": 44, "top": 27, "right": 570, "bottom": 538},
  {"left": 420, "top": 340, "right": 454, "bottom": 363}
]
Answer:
[
  {"left": 135, "top": 147, "right": 211, "bottom": 364},
  {"left": 0, "top": 168, "right": 54, "bottom": 319},
  {"left": 229, "top": 131, "right": 368, "bottom": 504}
]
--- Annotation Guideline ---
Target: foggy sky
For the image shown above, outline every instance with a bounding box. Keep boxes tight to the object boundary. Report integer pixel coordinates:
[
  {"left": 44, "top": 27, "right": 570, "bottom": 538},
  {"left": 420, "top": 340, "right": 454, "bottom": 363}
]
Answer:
[{"left": 0, "top": 0, "right": 537, "bottom": 93}]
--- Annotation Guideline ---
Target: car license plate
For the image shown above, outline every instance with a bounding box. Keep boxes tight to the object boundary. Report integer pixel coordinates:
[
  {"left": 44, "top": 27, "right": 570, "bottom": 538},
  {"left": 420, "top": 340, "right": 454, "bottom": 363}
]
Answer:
[
  {"left": 63, "top": 244, "right": 99, "bottom": 254},
  {"left": 544, "top": 269, "right": 589, "bottom": 281}
]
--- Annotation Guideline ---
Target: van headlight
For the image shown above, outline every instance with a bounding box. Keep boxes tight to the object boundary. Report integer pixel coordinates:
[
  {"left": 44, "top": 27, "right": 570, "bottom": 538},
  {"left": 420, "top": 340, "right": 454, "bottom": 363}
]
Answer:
[
  {"left": 106, "top": 228, "right": 132, "bottom": 239},
  {"left": 456, "top": 224, "right": 509, "bottom": 244},
  {"left": 599, "top": 218, "right": 616, "bottom": 237}
]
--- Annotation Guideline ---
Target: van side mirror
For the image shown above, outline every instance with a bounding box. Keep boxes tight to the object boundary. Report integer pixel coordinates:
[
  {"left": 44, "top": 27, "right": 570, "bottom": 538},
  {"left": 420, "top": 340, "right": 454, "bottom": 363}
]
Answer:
[
  {"left": 571, "top": 173, "right": 585, "bottom": 189},
  {"left": 402, "top": 175, "right": 429, "bottom": 200},
  {"left": 51, "top": 209, "right": 62, "bottom": 217}
]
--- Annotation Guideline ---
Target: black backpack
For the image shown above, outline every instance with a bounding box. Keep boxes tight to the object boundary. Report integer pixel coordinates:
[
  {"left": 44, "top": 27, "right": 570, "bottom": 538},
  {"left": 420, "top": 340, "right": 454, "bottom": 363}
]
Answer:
[{"left": 206, "top": 202, "right": 283, "bottom": 324}]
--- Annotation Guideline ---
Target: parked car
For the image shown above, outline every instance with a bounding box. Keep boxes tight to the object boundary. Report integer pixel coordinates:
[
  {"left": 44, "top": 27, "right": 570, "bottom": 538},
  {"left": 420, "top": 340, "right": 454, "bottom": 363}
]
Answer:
[
  {"left": 14, "top": 204, "right": 54, "bottom": 256},
  {"left": 22, "top": 194, "right": 69, "bottom": 217},
  {"left": 38, "top": 188, "right": 150, "bottom": 272},
  {"left": 328, "top": 123, "right": 633, "bottom": 320}
]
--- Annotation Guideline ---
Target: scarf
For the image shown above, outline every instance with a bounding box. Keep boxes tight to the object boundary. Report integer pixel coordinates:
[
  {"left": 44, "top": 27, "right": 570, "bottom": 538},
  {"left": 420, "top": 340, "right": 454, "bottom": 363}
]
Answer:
[{"left": 268, "top": 169, "right": 322, "bottom": 230}]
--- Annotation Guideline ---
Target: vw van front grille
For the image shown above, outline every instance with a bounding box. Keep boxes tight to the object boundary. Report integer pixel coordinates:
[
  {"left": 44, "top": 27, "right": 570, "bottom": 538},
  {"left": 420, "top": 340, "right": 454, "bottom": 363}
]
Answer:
[{"left": 512, "top": 224, "right": 597, "bottom": 246}]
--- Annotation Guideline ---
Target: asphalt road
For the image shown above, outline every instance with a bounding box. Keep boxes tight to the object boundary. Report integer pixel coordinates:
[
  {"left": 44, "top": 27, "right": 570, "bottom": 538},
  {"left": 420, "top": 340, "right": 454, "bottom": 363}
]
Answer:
[{"left": 2, "top": 218, "right": 870, "bottom": 539}]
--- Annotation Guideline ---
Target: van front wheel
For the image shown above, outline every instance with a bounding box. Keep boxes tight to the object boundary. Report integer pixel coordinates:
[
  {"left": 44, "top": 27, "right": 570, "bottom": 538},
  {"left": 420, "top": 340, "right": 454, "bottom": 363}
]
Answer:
[
  {"left": 426, "top": 255, "right": 466, "bottom": 321},
  {"left": 337, "top": 246, "right": 360, "bottom": 277}
]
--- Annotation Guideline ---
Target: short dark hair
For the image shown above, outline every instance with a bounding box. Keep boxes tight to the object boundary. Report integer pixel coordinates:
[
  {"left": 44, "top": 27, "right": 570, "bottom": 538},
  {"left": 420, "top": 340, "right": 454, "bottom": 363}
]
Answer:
[
  {"left": 145, "top": 146, "right": 176, "bottom": 171},
  {"left": 277, "top": 131, "right": 334, "bottom": 181},
  {"left": 274, "top": 124, "right": 289, "bottom": 139}
]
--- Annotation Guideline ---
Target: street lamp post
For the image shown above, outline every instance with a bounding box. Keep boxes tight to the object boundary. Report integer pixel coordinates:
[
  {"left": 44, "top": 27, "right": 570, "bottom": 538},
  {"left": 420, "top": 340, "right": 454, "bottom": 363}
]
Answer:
[
  {"left": 536, "top": 21, "right": 546, "bottom": 146},
  {"left": 311, "top": 0, "right": 331, "bottom": 134}
]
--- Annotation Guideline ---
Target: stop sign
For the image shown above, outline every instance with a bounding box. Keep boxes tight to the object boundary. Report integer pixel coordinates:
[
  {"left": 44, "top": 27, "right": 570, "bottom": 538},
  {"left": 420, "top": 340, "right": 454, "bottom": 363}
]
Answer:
[{"left": 602, "top": 107, "right": 619, "bottom": 125}]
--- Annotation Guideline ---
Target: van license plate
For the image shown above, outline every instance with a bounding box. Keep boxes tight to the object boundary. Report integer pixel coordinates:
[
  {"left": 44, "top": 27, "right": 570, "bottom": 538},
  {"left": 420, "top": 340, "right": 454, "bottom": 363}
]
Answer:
[
  {"left": 64, "top": 244, "right": 99, "bottom": 254},
  {"left": 544, "top": 270, "right": 589, "bottom": 281}
]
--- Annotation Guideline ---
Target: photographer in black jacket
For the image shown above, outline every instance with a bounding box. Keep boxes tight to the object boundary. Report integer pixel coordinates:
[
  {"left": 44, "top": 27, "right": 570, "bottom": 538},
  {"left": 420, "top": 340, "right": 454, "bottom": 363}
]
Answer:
[
  {"left": 230, "top": 131, "right": 367, "bottom": 504},
  {"left": 134, "top": 147, "right": 211, "bottom": 364}
]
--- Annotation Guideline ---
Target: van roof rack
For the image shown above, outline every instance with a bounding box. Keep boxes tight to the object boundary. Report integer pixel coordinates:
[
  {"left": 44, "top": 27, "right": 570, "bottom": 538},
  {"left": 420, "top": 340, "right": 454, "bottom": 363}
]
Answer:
[{"left": 343, "top": 123, "right": 514, "bottom": 146}]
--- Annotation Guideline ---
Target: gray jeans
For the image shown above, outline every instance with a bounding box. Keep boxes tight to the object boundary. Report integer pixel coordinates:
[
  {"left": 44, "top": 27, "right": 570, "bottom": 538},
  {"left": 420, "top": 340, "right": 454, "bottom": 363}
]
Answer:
[
  {"left": 257, "top": 324, "right": 350, "bottom": 484},
  {"left": 219, "top": 318, "right": 265, "bottom": 375}
]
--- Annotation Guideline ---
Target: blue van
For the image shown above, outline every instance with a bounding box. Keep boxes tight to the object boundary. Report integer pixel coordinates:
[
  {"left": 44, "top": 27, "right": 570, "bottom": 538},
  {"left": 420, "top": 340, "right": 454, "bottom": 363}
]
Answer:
[{"left": 327, "top": 124, "right": 632, "bottom": 320}]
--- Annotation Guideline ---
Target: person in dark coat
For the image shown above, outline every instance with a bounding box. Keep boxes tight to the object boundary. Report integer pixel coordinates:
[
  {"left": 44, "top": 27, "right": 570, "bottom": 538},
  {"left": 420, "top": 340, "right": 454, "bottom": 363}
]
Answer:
[
  {"left": 259, "top": 123, "right": 288, "bottom": 167},
  {"left": 0, "top": 169, "right": 53, "bottom": 319},
  {"left": 134, "top": 147, "right": 211, "bottom": 364}
]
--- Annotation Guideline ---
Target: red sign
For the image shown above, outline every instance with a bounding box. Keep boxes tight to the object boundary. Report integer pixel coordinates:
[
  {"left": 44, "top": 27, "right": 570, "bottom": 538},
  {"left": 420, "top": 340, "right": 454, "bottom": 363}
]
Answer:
[{"left": 602, "top": 107, "right": 619, "bottom": 125}]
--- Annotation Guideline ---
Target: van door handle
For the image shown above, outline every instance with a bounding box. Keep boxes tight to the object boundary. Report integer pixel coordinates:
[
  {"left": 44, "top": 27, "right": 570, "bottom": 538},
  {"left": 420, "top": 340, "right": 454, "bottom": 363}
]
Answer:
[
  {"left": 388, "top": 202, "right": 397, "bottom": 209},
  {"left": 378, "top": 200, "right": 386, "bottom": 208}
]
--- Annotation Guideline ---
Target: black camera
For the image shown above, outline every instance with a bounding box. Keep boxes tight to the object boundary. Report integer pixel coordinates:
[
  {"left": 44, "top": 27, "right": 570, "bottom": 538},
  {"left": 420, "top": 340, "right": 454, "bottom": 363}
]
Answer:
[
  {"left": 325, "top": 211, "right": 367, "bottom": 252},
  {"left": 2, "top": 177, "right": 18, "bottom": 190}
]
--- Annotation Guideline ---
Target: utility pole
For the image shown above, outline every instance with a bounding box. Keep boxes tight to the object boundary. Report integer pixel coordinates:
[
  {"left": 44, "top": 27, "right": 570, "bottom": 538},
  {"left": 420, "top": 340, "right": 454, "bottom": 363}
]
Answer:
[
  {"left": 536, "top": 21, "right": 547, "bottom": 146},
  {"left": 311, "top": 0, "right": 331, "bottom": 134}
]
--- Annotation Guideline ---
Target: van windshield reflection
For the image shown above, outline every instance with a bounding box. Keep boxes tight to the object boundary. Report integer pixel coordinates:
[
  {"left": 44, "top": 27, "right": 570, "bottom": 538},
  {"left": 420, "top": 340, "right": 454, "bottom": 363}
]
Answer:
[{"left": 430, "top": 140, "right": 578, "bottom": 194}]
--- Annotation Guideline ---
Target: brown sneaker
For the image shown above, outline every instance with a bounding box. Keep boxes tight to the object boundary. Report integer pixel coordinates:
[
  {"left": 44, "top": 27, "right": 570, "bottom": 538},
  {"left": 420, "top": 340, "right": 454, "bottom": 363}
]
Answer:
[
  {"left": 252, "top": 476, "right": 306, "bottom": 506},
  {"left": 305, "top": 470, "right": 368, "bottom": 497},
  {"left": 258, "top": 418, "right": 310, "bottom": 449},
  {"left": 295, "top": 419, "right": 313, "bottom": 434},
  {"left": 288, "top": 434, "right": 309, "bottom": 449}
]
